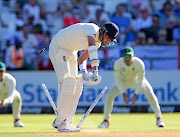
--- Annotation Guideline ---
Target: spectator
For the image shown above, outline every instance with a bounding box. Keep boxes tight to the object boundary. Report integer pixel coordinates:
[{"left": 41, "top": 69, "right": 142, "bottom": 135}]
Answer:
[
  {"left": 131, "top": 0, "right": 145, "bottom": 19},
  {"left": 39, "top": 0, "right": 60, "bottom": 17},
  {"left": 141, "top": 0, "right": 166, "bottom": 15},
  {"left": 6, "top": 19, "right": 24, "bottom": 45},
  {"left": 5, "top": 38, "right": 25, "bottom": 70},
  {"left": 135, "top": 31, "right": 146, "bottom": 46},
  {"left": 89, "top": 8, "right": 110, "bottom": 27},
  {"left": 111, "top": 4, "right": 133, "bottom": 46},
  {"left": 140, "top": 0, "right": 156, "bottom": 15},
  {"left": 145, "top": 14, "right": 161, "bottom": 43},
  {"left": 166, "top": 16, "right": 177, "bottom": 44},
  {"left": 147, "top": 37, "right": 155, "bottom": 45},
  {"left": 135, "top": 8, "right": 152, "bottom": 31},
  {"left": 39, "top": 0, "right": 67, "bottom": 35},
  {"left": 46, "top": 6, "right": 65, "bottom": 36},
  {"left": 33, "top": 23, "right": 44, "bottom": 46},
  {"left": 70, "top": 0, "right": 90, "bottom": 22},
  {"left": 174, "top": 0, "right": 180, "bottom": 17},
  {"left": 156, "top": 2, "right": 175, "bottom": 28},
  {"left": 22, "top": 0, "right": 40, "bottom": 23},
  {"left": 173, "top": 18, "right": 180, "bottom": 45},
  {"left": 157, "top": 29, "right": 169, "bottom": 45},
  {"left": 63, "top": 9, "right": 81, "bottom": 28},
  {"left": 21, "top": 24, "right": 38, "bottom": 69}
]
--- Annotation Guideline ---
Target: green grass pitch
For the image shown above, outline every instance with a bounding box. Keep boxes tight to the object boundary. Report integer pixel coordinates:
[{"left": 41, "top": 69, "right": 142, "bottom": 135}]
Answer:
[{"left": 0, "top": 113, "right": 180, "bottom": 137}]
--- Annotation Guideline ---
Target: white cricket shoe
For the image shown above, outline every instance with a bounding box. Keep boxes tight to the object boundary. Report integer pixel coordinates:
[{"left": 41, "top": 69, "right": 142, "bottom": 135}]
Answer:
[
  {"left": 52, "top": 118, "right": 58, "bottom": 129},
  {"left": 98, "top": 120, "right": 110, "bottom": 128},
  {"left": 58, "top": 120, "right": 80, "bottom": 132},
  {"left": 156, "top": 117, "right": 165, "bottom": 127},
  {"left": 14, "top": 120, "right": 24, "bottom": 127}
]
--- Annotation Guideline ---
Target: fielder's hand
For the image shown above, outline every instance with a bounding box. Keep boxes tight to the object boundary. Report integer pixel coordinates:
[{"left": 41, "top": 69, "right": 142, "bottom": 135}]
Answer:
[
  {"left": 131, "top": 94, "right": 137, "bottom": 106},
  {"left": 0, "top": 100, "right": 4, "bottom": 108},
  {"left": 123, "top": 93, "right": 129, "bottom": 104}
]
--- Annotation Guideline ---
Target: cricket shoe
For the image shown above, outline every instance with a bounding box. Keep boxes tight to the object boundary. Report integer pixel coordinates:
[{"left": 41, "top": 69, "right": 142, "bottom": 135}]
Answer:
[
  {"left": 156, "top": 117, "right": 165, "bottom": 127},
  {"left": 52, "top": 118, "right": 58, "bottom": 129},
  {"left": 58, "top": 120, "right": 80, "bottom": 132},
  {"left": 98, "top": 120, "right": 110, "bottom": 128},
  {"left": 14, "top": 120, "right": 24, "bottom": 127}
]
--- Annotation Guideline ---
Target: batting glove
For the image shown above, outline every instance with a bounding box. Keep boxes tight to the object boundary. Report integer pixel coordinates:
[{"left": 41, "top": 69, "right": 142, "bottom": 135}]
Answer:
[
  {"left": 89, "top": 70, "right": 101, "bottom": 85},
  {"left": 81, "top": 70, "right": 91, "bottom": 85}
]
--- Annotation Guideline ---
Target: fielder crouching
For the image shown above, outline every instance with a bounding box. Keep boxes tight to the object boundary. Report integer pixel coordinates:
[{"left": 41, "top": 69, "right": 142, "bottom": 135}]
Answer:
[
  {"left": 0, "top": 62, "right": 24, "bottom": 127},
  {"left": 49, "top": 22, "right": 119, "bottom": 132},
  {"left": 98, "top": 47, "right": 165, "bottom": 128}
]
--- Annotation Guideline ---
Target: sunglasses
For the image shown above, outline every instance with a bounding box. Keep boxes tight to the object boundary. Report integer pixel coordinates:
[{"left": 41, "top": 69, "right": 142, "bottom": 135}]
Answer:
[{"left": 124, "top": 55, "right": 132, "bottom": 58}]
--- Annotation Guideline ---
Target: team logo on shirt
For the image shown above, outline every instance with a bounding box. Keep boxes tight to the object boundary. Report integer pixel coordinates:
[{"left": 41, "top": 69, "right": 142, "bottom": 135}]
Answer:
[{"left": 121, "top": 67, "right": 125, "bottom": 72}]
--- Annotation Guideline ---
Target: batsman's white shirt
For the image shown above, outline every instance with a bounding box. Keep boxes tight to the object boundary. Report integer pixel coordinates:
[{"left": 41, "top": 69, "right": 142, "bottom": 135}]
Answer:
[
  {"left": 51, "top": 23, "right": 101, "bottom": 51},
  {"left": 49, "top": 23, "right": 101, "bottom": 83},
  {"left": 114, "top": 57, "right": 145, "bottom": 94},
  {"left": 0, "top": 73, "right": 17, "bottom": 105}
]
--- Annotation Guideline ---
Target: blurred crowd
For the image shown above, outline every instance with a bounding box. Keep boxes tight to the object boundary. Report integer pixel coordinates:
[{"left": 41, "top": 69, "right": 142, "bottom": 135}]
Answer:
[{"left": 0, "top": 0, "right": 180, "bottom": 70}]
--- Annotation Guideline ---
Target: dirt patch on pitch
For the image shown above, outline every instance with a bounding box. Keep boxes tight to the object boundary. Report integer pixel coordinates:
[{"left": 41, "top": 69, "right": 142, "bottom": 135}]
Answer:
[{"left": 6, "top": 130, "right": 180, "bottom": 137}]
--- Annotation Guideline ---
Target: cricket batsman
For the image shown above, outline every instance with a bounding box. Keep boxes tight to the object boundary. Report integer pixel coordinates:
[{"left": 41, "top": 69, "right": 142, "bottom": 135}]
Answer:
[
  {"left": 49, "top": 22, "right": 119, "bottom": 132},
  {"left": 0, "top": 62, "right": 24, "bottom": 127},
  {"left": 98, "top": 47, "right": 165, "bottom": 128}
]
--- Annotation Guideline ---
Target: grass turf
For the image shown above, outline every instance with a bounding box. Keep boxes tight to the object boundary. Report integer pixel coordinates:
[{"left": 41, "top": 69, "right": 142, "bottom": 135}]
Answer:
[{"left": 0, "top": 113, "right": 180, "bottom": 137}]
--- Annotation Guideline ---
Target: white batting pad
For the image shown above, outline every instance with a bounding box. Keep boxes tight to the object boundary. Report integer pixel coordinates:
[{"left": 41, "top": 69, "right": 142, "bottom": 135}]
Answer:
[
  {"left": 55, "top": 77, "right": 76, "bottom": 126},
  {"left": 67, "top": 79, "right": 83, "bottom": 123}
]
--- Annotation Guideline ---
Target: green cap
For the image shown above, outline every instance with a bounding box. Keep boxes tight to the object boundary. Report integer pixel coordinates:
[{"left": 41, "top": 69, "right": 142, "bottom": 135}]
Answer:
[
  {"left": 122, "top": 47, "right": 134, "bottom": 56},
  {"left": 0, "top": 62, "right": 6, "bottom": 71}
]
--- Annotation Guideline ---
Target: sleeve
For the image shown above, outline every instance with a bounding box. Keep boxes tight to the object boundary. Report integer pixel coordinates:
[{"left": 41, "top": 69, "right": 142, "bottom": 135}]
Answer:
[
  {"left": 134, "top": 61, "right": 145, "bottom": 95},
  {"left": 84, "top": 25, "right": 99, "bottom": 39},
  {"left": 3, "top": 76, "right": 16, "bottom": 105},
  {"left": 114, "top": 61, "right": 125, "bottom": 93}
]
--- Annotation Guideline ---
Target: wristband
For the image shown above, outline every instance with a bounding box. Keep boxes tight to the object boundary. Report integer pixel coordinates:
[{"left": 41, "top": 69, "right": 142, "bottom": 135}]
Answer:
[{"left": 79, "top": 61, "right": 87, "bottom": 71}]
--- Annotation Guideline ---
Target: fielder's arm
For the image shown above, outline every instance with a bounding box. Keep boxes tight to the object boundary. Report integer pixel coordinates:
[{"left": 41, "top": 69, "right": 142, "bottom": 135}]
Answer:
[
  {"left": 132, "top": 64, "right": 145, "bottom": 106},
  {"left": 3, "top": 78, "right": 16, "bottom": 106},
  {"left": 114, "top": 62, "right": 129, "bottom": 104}
]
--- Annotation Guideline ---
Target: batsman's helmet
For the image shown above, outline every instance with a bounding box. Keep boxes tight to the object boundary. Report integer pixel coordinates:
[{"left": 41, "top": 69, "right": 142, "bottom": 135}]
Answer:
[{"left": 100, "top": 22, "right": 119, "bottom": 47}]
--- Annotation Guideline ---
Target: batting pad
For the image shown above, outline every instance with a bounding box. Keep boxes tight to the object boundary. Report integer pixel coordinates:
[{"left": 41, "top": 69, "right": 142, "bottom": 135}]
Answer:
[
  {"left": 67, "top": 79, "right": 83, "bottom": 123},
  {"left": 55, "top": 77, "right": 76, "bottom": 126}
]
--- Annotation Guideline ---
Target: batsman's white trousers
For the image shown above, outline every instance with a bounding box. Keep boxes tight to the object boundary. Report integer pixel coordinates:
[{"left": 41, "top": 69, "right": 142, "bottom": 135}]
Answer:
[
  {"left": 104, "top": 78, "right": 162, "bottom": 121},
  {"left": 49, "top": 42, "right": 78, "bottom": 84},
  {"left": 49, "top": 42, "right": 83, "bottom": 126}
]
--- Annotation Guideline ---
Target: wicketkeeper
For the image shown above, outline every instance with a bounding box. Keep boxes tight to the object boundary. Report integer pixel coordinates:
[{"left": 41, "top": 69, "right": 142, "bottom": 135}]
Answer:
[
  {"left": 0, "top": 62, "right": 24, "bottom": 127},
  {"left": 98, "top": 47, "right": 165, "bottom": 128},
  {"left": 49, "top": 22, "right": 119, "bottom": 132}
]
